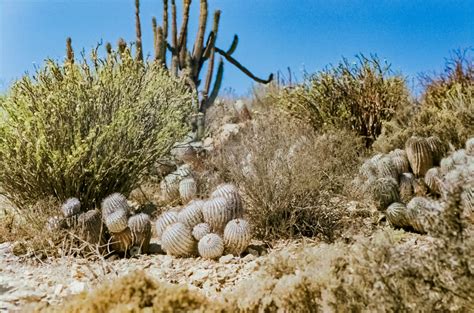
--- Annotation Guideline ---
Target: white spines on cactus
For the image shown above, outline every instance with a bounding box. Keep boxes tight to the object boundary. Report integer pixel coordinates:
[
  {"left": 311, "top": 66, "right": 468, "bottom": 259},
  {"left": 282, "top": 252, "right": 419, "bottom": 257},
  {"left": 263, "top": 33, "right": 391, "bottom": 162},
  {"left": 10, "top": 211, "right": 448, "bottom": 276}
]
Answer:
[
  {"left": 386, "top": 202, "right": 409, "bottom": 228},
  {"left": 61, "top": 197, "right": 81, "bottom": 217},
  {"left": 128, "top": 213, "right": 152, "bottom": 253},
  {"left": 376, "top": 156, "right": 399, "bottom": 181},
  {"left": 105, "top": 209, "right": 128, "bottom": 233},
  {"left": 211, "top": 183, "right": 244, "bottom": 219},
  {"left": 155, "top": 211, "right": 179, "bottom": 240},
  {"left": 101, "top": 193, "right": 129, "bottom": 217},
  {"left": 369, "top": 177, "right": 400, "bottom": 211},
  {"left": 424, "top": 167, "right": 441, "bottom": 194},
  {"left": 223, "top": 218, "right": 252, "bottom": 256},
  {"left": 198, "top": 233, "right": 225, "bottom": 259},
  {"left": 466, "top": 137, "right": 474, "bottom": 156},
  {"left": 77, "top": 209, "right": 103, "bottom": 245},
  {"left": 192, "top": 223, "right": 211, "bottom": 241},
  {"left": 178, "top": 200, "right": 204, "bottom": 228},
  {"left": 179, "top": 178, "right": 198, "bottom": 203},
  {"left": 161, "top": 222, "right": 196, "bottom": 257},
  {"left": 370, "top": 153, "right": 384, "bottom": 165},
  {"left": 399, "top": 172, "right": 415, "bottom": 203},
  {"left": 202, "top": 196, "right": 233, "bottom": 232},
  {"left": 440, "top": 156, "right": 456, "bottom": 174},
  {"left": 388, "top": 149, "right": 410, "bottom": 174},
  {"left": 359, "top": 158, "right": 378, "bottom": 179},
  {"left": 452, "top": 149, "right": 467, "bottom": 165},
  {"left": 405, "top": 136, "right": 433, "bottom": 177},
  {"left": 175, "top": 164, "right": 193, "bottom": 179},
  {"left": 406, "top": 197, "right": 441, "bottom": 233}
]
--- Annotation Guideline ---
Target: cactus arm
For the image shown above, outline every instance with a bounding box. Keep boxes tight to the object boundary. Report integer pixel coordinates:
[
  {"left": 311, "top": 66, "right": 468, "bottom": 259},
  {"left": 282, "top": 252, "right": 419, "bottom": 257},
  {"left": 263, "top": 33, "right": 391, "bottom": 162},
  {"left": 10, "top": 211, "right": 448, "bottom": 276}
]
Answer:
[
  {"left": 206, "top": 58, "right": 224, "bottom": 108},
  {"left": 178, "top": 0, "right": 192, "bottom": 52},
  {"left": 192, "top": 0, "right": 208, "bottom": 63},
  {"left": 162, "top": 0, "right": 169, "bottom": 39},
  {"left": 170, "top": 0, "right": 179, "bottom": 75},
  {"left": 214, "top": 47, "right": 273, "bottom": 84},
  {"left": 152, "top": 17, "right": 158, "bottom": 60},
  {"left": 226, "top": 35, "right": 238, "bottom": 55},
  {"left": 135, "top": 0, "right": 143, "bottom": 62},
  {"left": 156, "top": 27, "right": 166, "bottom": 65},
  {"left": 66, "top": 37, "right": 74, "bottom": 65}
]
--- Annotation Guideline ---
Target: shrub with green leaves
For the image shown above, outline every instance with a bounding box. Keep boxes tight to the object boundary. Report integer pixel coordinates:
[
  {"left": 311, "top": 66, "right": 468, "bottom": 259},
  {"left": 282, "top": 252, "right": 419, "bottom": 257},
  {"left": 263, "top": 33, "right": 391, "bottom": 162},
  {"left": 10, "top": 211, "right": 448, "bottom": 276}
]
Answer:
[
  {"left": 276, "top": 55, "right": 410, "bottom": 147},
  {"left": 0, "top": 51, "right": 193, "bottom": 210}
]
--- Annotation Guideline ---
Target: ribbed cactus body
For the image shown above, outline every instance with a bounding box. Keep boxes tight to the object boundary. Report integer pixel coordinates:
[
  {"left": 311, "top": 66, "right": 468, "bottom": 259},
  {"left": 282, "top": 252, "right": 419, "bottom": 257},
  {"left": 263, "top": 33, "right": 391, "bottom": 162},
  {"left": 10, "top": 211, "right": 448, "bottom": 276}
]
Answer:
[
  {"left": 399, "top": 173, "right": 415, "bottom": 203},
  {"left": 61, "top": 198, "right": 81, "bottom": 217},
  {"left": 359, "top": 159, "right": 378, "bottom": 179},
  {"left": 389, "top": 149, "right": 410, "bottom": 174},
  {"left": 466, "top": 138, "right": 474, "bottom": 156},
  {"left": 202, "top": 196, "right": 233, "bottom": 232},
  {"left": 376, "top": 156, "right": 399, "bottom": 181},
  {"left": 426, "top": 136, "right": 445, "bottom": 165},
  {"left": 461, "top": 185, "right": 473, "bottom": 212},
  {"left": 179, "top": 177, "right": 197, "bottom": 203},
  {"left": 178, "top": 200, "right": 204, "bottom": 228},
  {"left": 424, "top": 167, "right": 441, "bottom": 194},
  {"left": 192, "top": 223, "right": 211, "bottom": 241},
  {"left": 161, "top": 174, "right": 180, "bottom": 201},
  {"left": 128, "top": 213, "right": 152, "bottom": 253},
  {"left": 405, "top": 136, "right": 433, "bottom": 177},
  {"left": 77, "top": 209, "right": 103, "bottom": 245},
  {"left": 155, "top": 211, "right": 179, "bottom": 240},
  {"left": 104, "top": 209, "right": 128, "bottom": 233},
  {"left": 175, "top": 164, "right": 193, "bottom": 178},
  {"left": 370, "top": 177, "right": 400, "bottom": 211},
  {"left": 198, "top": 233, "right": 224, "bottom": 259},
  {"left": 386, "top": 202, "right": 409, "bottom": 228},
  {"left": 406, "top": 197, "right": 441, "bottom": 233},
  {"left": 440, "top": 156, "right": 455, "bottom": 174},
  {"left": 161, "top": 222, "right": 196, "bottom": 257},
  {"left": 211, "top": 184, "right": 243, "bottom": 219},
  {"left": 223, "top": 218, "right": 252, "bottom": 255},
  {"left": 101, "top": 193, "right": 129, "bottom": 217},
  {"left": 452, "top": 149, "right": 467, "bottom": 165},
  {"left": 109, "top": 227, "right": 133, "bottom": 254}
]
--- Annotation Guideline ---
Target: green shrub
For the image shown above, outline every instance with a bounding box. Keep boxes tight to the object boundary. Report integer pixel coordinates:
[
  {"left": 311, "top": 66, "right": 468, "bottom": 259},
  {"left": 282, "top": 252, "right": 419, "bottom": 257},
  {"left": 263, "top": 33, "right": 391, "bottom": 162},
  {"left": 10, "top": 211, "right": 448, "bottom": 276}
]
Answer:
[
  {"left": 0, "top": 51, "right": 193, "bottom": 210},
  {"left": 276, "top": 55, "right": 410, "bottom": 147}
]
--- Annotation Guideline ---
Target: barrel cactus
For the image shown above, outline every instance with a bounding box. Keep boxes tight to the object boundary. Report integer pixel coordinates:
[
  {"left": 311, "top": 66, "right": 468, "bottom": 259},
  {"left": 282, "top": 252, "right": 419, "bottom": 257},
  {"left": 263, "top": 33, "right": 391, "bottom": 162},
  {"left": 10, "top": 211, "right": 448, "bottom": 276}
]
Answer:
[
  {"left": 77, "top": 209, "right": 103, "bottom": 245},
  {"left": 426, "top": 135, "right": 446, "bottom": 165},
  {"left": 369, "top": 177, "right": 400, "bottom": 211},
  {"left": 108, "top": 227, "right": 133, "bottom": 254},
  {"left": 101, "top": 193, "right": 129, "bottom": 217},
  {"left": 386, "top": 202, "right": 409, "bottom": 228},
  {"left": 198, "top": 233, "right": 225, "bottom": 259},
  {"left": 452, "top": 149, "right": 467, "bottom": 165},
  {"left": 406, "top": 197, "right": 441, "bottom": 233},
  {"left": 466, "top": 137, "right": 474, "bottom": 156},
  {"left": 61, "top": 197, "right": 81, "bottom": 217},
  {"left": 104, "top": 209, "right": 129, "bottom": 233},
  {"left": 128, "top": 213, "right": 152, "bottom": 254},
  {"left": 211, "top": 184, "right": 244, "bottom": 219},
  {"left": 376, "top": 156, "right": 399, "bottom": 181},
  {"left": 359, "top": 158, "right": 378, "bottom": 179},
  {"left": 202, "top": 196, "right": 233, "bottom": 232},
  {"left": 389, "top": 149, "right": 410, "bottom": 174},
  {"left": 179, "top": 177, "right": 198, "bottom": 203},
  {"left": 440, "top": 156, "right": 456, "bottom": 174},
  {"left": 399, "top": 173, "right": 415, "bottom": 203},
  {"left": 424, "top": 167, "right": 441, "bottom": 194},
  {"left": 192, "top": 223, "right": 211, "bottom": 241},
  {"left": 405, "top": 136, "right": 433, "bottom": 177},
  {"left": 178, "top": 200, "right": 204, "bottom": 228},
  {"left": 223, "top": 218, "right": 252, "bottom": 255},
  {"left": 161, "top": 222, "right": 196, "bottom": 257},
  {"left": 175, "top": 164, "right": 193, "bottom": 178},
  {"left": 161, "top": 174, "right": 180, "bottom": 201},
  {"left": 155, "top": 211, "right": 179, "bottom": 240}
]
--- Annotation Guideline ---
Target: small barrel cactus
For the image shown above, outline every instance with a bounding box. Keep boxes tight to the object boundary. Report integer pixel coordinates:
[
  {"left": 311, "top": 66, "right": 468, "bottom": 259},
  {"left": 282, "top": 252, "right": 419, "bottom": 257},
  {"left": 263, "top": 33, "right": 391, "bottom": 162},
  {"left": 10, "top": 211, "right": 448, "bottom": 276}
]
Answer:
[
  {"left": 466, "top": 137, "right": 474, "bottom": 156},
  {"left": 386, "top": 202, "right": 409, "bottom": 228},
  {"left": 461, "top": 185, "right": 473, "bottom": 213},
  {"left": 178, "top": 200, "right": 204, "bottom": 228},
  {"left": 77, "top": 209, "right": 103, "bottom": 245},
  {"left": 389, "top": 149, "right": 410, "bottom": 174},
  {"left": 440, "top": 156, "right": 456, "bottom": 174},
  {"left": 406, "top": 197, "right": 441, "bottom": 233},
  {"left": 223, "top": 218, "right": 252, "bottom": 256},
  {"left": 211, "top": 183, "right": 244, "bottom": 219},
  {"left": 155, "top": 211, "right": 179, "bottom": 240},
  {"left": 108, "top": 227, "right": 133, "bottom": 254},
  {"left": 202, "top": 196, "right": 233, "bottom": 232},
  {"left": 376, "top": 156, "right": 399, "bottom": 181},
  {"left": 198, "top": 233, "right": 225, "bottom": 259},
  {"left": 426, "top": 135, "right": 446, "bottom": 165},
  {"left": 359, "top": 158, "right": 378, "bottom": 179},
  {"left": 161, "top": 174, "right": 180, "bottom": 201},
  {"left": 61, "top": 197, "right": 81, "bottom": 217},
  {"left": 192, "top": 223, "right": 211, "bottom": 241},
  {"left": 101, "top": 193, "right": 129, "bottom": 217},
  {"left": 424, "top": 167, "right": 441, "bottom": 194},
  {"left": 161, "top": 222, "right": 196, "bottom": 257},
  {"left": 179, "top": 177, "right": 198, "bottom": 203},
  {"left": 399, "top": 173, "right": 415, "bottom": 203},
  {"left": 452, "top": 149, "right": 467, "bottom": 165},
  {"left": 128, "top": 213, "right": 152, "bottom": 254},
  {"left": 405, "top": 136, "right": 433, "bottom": 177},
  {"left": 104, "top": 209, "right": 128, "bottom": 233},
  {"left": 175, "top": 164, "right": 193, "bottom": 179},
  {"left": 369, "top": 177, "right": 400, "bottom": 211}
]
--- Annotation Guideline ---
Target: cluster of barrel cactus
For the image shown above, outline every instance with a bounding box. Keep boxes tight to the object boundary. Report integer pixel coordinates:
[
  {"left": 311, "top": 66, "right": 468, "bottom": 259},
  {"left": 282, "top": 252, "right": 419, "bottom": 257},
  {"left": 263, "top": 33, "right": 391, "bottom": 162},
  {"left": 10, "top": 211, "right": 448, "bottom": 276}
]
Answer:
[
  {"left": 356, "top": 135, "right": 473, "bottom": 233},
  {"left": 48, "top": 193, "right": 152, "bottom": 256},
  {"left": 155, "top": 183, "right": 252, "bottom": 259},
  {"left": 160, "top": 164, "right": 198, "bottom": 203}
]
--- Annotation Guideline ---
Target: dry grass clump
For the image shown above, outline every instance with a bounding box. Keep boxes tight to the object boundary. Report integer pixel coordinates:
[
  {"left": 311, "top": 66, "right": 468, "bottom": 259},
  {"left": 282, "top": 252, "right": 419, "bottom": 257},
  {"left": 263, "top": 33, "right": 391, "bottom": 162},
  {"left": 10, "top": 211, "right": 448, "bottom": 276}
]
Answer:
[
  {"left": 32, "top": 271, "right": 224, "bottom": 313},
  {"left": 210, "top": 110, "right": 365, "bottom": 240}
]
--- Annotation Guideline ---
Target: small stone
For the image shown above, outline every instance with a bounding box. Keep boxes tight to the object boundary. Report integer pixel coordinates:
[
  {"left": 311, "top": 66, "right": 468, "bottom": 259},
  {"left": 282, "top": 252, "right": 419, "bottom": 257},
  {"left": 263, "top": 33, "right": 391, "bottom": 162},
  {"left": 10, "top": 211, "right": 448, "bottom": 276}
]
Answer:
[
  {"left": 69, "top": 281, "right": 86, "bottom": 294},
  {"left": 190, "top": 270, "right": 209, "bottom": 282},
  {"left": 219, "top": 254, "right": 234, "bottom": 264},
  {"left": 54, "top": 284, "right": 64, "bottom": 296},
  {"left": 242, "top": 254, "right": 256, "bottom": 262}
]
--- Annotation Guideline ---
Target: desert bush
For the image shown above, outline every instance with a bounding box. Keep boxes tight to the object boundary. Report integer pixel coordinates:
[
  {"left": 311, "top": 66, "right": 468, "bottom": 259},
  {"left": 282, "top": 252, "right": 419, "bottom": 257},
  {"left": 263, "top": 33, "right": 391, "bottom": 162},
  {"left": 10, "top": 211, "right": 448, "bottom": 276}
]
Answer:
[
  {"left": 32, "top": 271, "right": 224, "bottom": 313},
  {"left": 210, "top": 110, "right": 365, "bottom": 240},
  {"left": 276, "top": 55, "right": 410, "bottom": 147},
  {"left": 0, "top": 50, "right": 193, "bottom": 210},
  {"left": 374, "top": 83, "right": 474, "bottom": 153}
]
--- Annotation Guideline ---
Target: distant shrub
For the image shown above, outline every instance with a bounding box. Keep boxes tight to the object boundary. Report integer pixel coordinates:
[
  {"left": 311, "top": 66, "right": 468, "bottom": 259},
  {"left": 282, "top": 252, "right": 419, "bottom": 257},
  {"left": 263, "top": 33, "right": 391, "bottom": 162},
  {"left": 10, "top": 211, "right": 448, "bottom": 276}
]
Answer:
[
  {"left": 210, "top": 111, "right": 365, "bottom": 240},
  {"left": 0, "top": 51, "right": 193, "bottom": 210},
  {"left": 374, "top": 83, "right": 474, "bottom": 153},
  {"left": 277, "top": 55, "right": 410, "bottom": 147}
]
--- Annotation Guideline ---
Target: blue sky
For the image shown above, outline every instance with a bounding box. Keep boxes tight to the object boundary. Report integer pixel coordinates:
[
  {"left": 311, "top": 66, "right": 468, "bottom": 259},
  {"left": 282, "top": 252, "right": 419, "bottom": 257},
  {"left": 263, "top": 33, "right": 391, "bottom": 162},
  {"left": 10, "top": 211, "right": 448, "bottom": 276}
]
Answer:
[{"left": 1, "top": 0, "right": 473, "bottom": 95}]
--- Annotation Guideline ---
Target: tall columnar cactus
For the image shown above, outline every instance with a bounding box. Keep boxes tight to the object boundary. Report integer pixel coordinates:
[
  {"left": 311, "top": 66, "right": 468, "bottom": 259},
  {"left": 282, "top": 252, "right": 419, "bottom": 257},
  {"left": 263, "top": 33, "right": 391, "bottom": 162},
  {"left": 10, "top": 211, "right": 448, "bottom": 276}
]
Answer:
[
  {"left": 198, "top": 233, "right": 224, "bottom": 259},
  {"left": 398, "top": 173, "right": 415, "bottom": 203},
  {"left": 155, "top": 211, "right": 179, "bottom": 240},
  {"left": 386, "top": 202, "right": 409, "bottom": 228},
  {"left": 223, "top": 218, "right": 251, "bottom": 255},
  {"left": 211, "top": 183, "right": 244, "bottom": 219},
  {"left": 202, "top": 196, "right": 233, "bottom": 232},
  {"left": 61, "top": 197, "right": 81, "bottom": 217},
  {"left": 405, "top": 136, "right": 433, "bottom": 177},
  {"left": 179, "top": 177, "right": 197, "bottom": 203},
  {"left": 128, "top": 213, "right": 152, "bottom": 253},
  {"left": 134, "top": 0, "right": 143, "bottom": 62},
  {"left": 192, "top": 222, "right": 211, "bottom": 241},
  {"left": 178, "top": 200, "right": 204, "bottom": 228},
  {"left": 369, "top": 177, "right": 400, "bottom": 211},
  {"left": 77, "top": 209, "right": 103, "bottom": 245},
  {"left": 161, "top": 222, "right": 196, "bottom": 257}
]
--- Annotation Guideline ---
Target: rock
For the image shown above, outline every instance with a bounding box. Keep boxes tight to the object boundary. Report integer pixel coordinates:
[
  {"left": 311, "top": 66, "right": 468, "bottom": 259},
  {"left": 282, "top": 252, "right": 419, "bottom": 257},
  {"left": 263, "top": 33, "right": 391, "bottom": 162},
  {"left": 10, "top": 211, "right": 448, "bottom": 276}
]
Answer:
[
  {"left": 219, "top": 254, "right": 234, "bottom": 264},
  {"left": 242, "top": 254, "right": 257, "bottom": 262},
  {"left": 190, "top": 270, "right": 209, "bottom": 283},
  {"left": 53, "top": 284, "right": 64, "bottom": 296},
  {"left": 69, "top": 281, "right": 86, "bottom": 294}
]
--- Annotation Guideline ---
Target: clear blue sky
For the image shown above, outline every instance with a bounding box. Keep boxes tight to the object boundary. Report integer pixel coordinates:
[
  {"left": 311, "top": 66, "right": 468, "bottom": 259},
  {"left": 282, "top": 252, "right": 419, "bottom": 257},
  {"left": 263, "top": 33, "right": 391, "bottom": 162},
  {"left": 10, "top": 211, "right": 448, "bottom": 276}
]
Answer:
[{"left": 1, "top": 0, "right": 473, "bottom": 95}]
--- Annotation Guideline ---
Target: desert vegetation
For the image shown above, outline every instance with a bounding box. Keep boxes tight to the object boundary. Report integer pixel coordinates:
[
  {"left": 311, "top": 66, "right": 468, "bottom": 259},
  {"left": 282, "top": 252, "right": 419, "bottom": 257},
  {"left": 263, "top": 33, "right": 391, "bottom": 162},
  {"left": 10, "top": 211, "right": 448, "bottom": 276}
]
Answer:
[{"left": 0, "top": 0, "right": 473, "bottom": 312}]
